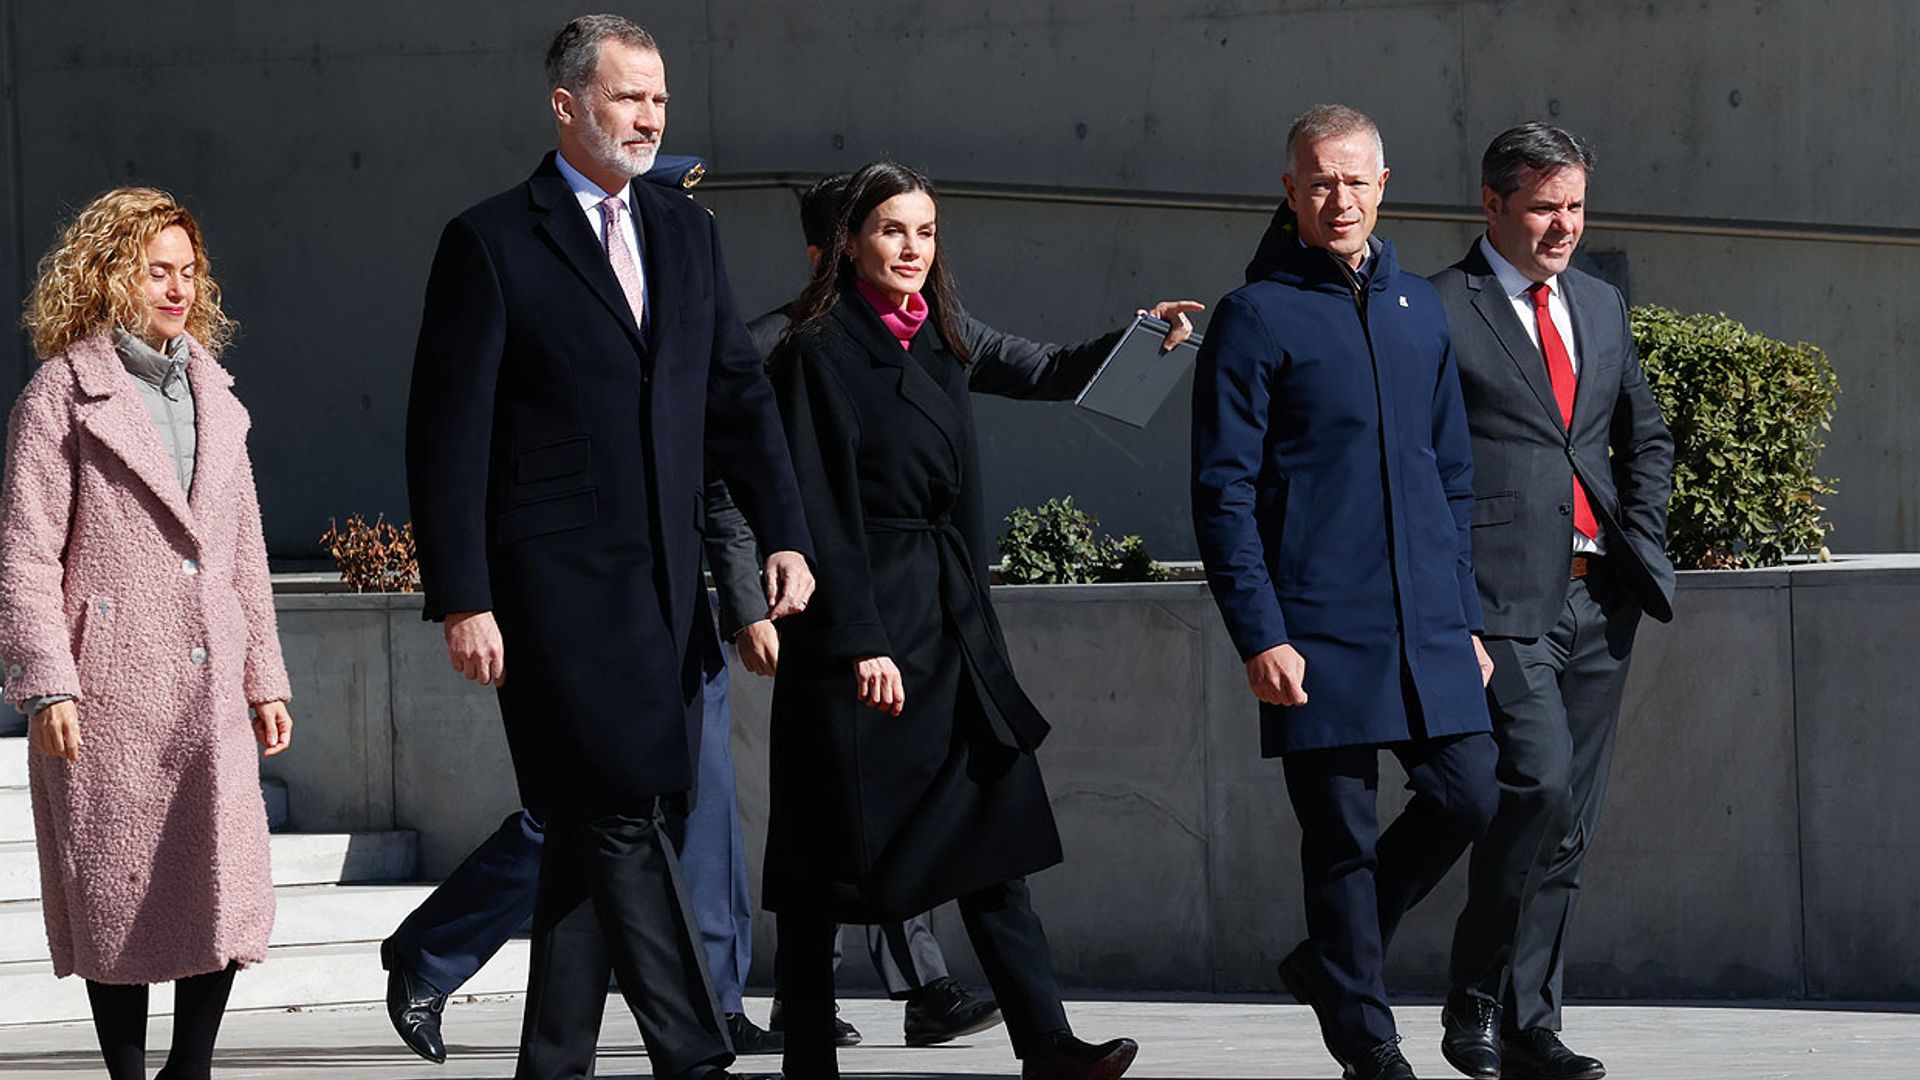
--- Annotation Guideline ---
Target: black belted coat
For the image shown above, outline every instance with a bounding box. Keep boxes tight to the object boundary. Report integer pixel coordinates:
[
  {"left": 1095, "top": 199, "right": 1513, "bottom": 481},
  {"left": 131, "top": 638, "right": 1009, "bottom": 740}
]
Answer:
[{"left": 763, "top": 292, "right": 1115, "bottom": 922}]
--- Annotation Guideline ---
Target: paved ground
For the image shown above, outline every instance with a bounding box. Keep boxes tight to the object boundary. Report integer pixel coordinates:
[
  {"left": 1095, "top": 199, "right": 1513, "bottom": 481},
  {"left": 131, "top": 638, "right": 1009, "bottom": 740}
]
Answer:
[{"left": 2, "top": 993, "right": 1916, "bottom": 1078}]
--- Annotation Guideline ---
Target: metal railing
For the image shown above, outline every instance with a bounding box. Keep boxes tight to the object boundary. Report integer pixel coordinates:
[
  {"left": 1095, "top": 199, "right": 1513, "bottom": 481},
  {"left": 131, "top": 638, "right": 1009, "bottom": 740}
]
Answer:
[{"left": 700, "top": 172, "right": 1920, "bottom": 249}]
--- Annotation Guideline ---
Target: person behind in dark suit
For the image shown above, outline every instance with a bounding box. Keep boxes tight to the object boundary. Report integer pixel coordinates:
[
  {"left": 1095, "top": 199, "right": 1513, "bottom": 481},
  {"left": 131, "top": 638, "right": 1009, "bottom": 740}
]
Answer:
[
  {"left": 746, "top": 173, "right": 1004, "bottom": 1051},
  {"left": 1429, "top": 124, "right": 1675, "bottom": 1080},
  {"left": 404, "top": 15, "right": 814, "bottom": 1080},
  {"left": 1191, "top": 104, "right": 1499, "bottom": 1080},
  {"left": 766, "top": 160, "right": 1200, "bottom": 1080}
]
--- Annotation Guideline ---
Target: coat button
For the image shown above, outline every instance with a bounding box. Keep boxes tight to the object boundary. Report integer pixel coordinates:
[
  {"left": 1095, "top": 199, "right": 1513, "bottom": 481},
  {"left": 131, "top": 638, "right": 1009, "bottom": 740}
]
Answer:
[
  {"left": 98, "top": 601, "right": 111, "bottom": 613},
  {"left": 189, "top": 647, "right": 207, "bottom": 665},
  {"left": 1558, "top": 504, "right": 1573, "bottom": 516},
  {"left": 5, "top": 664, "right": 18, "bottom": 679},
  {"left": 182, "top": 558, "right": 200, "bottom": 575}
]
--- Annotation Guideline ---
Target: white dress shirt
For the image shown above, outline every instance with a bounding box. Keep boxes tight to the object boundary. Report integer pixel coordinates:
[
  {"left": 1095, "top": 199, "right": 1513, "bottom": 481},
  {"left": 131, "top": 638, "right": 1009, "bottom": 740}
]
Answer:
[
  {"left": 555, "top": 151, "right": 647, "bottom": 308},
  {"left": 1477, "top": 234, "right": 1604, "bottom": 555}
]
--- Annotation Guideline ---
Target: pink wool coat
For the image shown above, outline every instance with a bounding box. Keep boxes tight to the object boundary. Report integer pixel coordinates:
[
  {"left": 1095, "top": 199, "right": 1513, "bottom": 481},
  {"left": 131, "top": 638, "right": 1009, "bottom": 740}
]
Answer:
[{"left": 0, "top": 331, "right": 291, "bottom": 984}]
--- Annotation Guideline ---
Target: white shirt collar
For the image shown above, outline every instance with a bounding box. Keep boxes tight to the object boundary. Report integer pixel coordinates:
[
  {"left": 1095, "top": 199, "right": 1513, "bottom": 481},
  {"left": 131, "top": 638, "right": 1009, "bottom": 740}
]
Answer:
[
  {"left": 1478, "top": 233, "right": 1558, "bottom": 304},
  {"left": 555, "top": 150, "right": 628, "bottom": 210}
]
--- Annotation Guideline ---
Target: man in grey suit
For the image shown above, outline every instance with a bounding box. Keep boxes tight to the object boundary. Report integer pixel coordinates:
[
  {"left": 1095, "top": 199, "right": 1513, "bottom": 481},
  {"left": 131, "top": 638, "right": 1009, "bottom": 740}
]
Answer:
[{"left": 1429, "top": 124, "right": 1675, "bottom": 1080}]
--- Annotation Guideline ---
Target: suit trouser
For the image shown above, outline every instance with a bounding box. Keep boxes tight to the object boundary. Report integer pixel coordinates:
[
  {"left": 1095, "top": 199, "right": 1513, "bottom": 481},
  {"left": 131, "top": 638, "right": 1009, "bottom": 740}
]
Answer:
[
  {"left": 776, "top": 877, "right": 1067, "bottom": 1077},
  {"left": 517, "top": 802, "right": 731, "bottom": 1080},
  {"left": 835, "top": 915, "right": 949, "bottom": 996},
  {"left": 385, "top": 661, "right": 753, "bottom": 1011},
  {"left": 1450, "top": 563, "right": 1640, "bottom": 1032},
  {"left": 1282, "top": 731, "right": 1498, "bottom": 1058}
]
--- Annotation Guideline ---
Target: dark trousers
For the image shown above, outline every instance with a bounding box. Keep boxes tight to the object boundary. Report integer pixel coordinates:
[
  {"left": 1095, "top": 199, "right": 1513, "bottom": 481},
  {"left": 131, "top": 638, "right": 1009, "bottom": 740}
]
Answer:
[
  {"left": 1450, "top": 564, "right": 1641, "bottom": 1032},
  {"left": 776, "top": 877, "right": 1067, "bottom": 1077},
  {"left": 517, "top": 804, "right": 730, "bottom": 1080},
  {"left": 386, "top": 661, "right": 752, "bottom": 1012},
  {"left": 1283, "top": 732, "right": 1498, "bottom": 1057}
]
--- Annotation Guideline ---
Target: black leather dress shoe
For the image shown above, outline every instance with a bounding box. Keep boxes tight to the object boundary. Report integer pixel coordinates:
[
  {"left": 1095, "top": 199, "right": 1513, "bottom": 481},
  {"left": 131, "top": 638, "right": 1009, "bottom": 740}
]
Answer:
[
  {"left": 379, "top": 939, "right": 448, "bottom": 1064},
  {"left": 726, "top": 1011, "right": 785, "bottom": 1055},
  {"left": 903, "top": 976, "right": 1004, "bottom": 1046},
  {"left": 1439, "top": 991, "right": 1501, "bottom": 1078},
  {"left": 1278, "top": 940, "right": 1347, "bottom": 1069},
  {"left": 1502, "top": 1027, "right": 1605, "bottom": 1080},
  {"left": 768, "top": 998, "right": 863, "bottom": 1046},
  {"left": 1020, "top": 1032, "right": 1139, "bottom": 1080},
  {"left": 1343, "top": 1038, "right": 1417, "bottom": 1080}
]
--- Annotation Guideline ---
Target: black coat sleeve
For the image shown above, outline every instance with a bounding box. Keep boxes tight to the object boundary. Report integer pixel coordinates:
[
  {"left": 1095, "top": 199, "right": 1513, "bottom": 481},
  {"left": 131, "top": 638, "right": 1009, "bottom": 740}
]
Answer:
[
  {"left": 702, "top": 472, "right": 766, "bottom": 640},
  {"left": 406, "top": 216, "right": 506, "bottom": 621},
  {"left": 772, "top": 343, "right": 891, "bottom": 662},
  {"left": 699, "top": 211, "right": 815, "bottom": 564},
  {"left": 958, "top": 305, "right": 1124, "bottom": 402}
]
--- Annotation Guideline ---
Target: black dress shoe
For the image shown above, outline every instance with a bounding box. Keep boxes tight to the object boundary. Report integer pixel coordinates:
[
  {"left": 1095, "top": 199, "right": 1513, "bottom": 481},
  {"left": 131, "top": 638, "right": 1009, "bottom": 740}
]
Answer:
[
  {"left": 1278, "top": 939, "right": 1347, "bottom": 1069},
  {"left": 1020, "top": 1032, "right": 1139, "bottom": 1080},
  {"left": 1343, "top": 1038, "right": 1417, "bottom": 1080},
  {"left": 903, "top": 976, "right": 1004, "bottom": 1046},
  {"left": 726, "top": 1011, "right": 785, "bottom": 1055},
  {"left": 1502, "top": 1028, "right": 1605, "bottom": 1080},
  {"left": 1439, "top": 991, "right": 1501, "bottom": 1079},
  {"left": 768, "top": 998, "right": 863, "bottom": 1047},
  {"left": 379, "top": 939, "right": 448, "bottom": 1064}
]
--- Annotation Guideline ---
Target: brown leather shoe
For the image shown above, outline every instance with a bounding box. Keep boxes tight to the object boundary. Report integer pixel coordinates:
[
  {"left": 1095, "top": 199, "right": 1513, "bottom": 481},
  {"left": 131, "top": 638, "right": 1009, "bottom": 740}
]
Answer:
[{"left": 1021, "top": 1032, "right": 1139, "bottom": 1080}]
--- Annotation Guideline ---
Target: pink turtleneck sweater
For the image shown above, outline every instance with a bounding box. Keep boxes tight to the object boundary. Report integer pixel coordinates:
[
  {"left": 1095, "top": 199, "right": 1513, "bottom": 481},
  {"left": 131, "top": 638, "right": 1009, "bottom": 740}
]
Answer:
[{"left": 854, "top": 277, "right": 928, "bottom": 349}]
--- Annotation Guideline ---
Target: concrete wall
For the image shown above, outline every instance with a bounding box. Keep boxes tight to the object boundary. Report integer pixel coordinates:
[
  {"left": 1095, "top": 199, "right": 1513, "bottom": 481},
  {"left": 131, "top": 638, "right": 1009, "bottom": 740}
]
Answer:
[
  {"left": 267, "top": 556, "right": 1920, "bottom": 1001},
  {"left": 3, "top": 2, "right": 1918, "bottom": 561}
]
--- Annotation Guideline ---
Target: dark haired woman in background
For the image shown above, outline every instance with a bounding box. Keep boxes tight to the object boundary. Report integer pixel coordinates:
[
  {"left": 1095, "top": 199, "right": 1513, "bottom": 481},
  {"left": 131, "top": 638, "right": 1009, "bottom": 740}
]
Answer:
[{"left": 764, "top": 160, "right": 1199, "bottom": 1080}]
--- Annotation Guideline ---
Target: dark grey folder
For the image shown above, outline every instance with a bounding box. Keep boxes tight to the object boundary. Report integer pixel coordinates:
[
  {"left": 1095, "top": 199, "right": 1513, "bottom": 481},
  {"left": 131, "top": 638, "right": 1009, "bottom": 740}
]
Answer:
[{"left": 1073, "top": 313, "right": 1205, "bottom": 428}]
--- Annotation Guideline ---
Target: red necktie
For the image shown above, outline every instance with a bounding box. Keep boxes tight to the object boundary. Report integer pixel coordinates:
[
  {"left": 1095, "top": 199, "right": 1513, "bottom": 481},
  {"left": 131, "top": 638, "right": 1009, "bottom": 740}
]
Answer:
[{"left": 1528, "top": 281, "right": 1598, "bottom": 540}]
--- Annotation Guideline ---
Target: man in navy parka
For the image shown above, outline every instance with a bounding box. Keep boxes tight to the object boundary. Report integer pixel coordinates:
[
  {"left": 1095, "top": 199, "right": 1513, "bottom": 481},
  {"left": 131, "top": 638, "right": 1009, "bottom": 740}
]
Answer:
[{"left": 1191, "top": 104, "right": 1499, "bottom": 1080}]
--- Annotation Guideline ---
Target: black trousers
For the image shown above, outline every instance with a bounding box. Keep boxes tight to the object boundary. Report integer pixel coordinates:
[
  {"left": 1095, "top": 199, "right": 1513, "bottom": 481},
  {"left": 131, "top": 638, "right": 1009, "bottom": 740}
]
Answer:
[
  {"left": 776, "top": 876, "right": 1067, "bottom": 1077},
  {"left": 1450, "top": 563, "right": 1641, "bottom": 1032},
  {"left": 516, "top": 803, "right": 730, "bottom": 1080},
  {"left": 1282, "top": 731, "right": 1498, "bottom": 1058}
]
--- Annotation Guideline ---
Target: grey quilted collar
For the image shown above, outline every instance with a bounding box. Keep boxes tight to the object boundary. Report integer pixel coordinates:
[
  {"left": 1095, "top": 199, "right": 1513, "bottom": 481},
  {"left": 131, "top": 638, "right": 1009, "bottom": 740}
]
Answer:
[{"left": 113, "top": 328, "right": 190, "bottom": 399}]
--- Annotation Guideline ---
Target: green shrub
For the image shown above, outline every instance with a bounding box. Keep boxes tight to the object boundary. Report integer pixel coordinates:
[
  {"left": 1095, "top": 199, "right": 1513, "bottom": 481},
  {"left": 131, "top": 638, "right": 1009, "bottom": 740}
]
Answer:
[
  {"left": 1631, "top": 304, "right": 1838, "bottom": 569},
  {"left": 997, "top": 497, "right": 1170, "bottom": 584}
]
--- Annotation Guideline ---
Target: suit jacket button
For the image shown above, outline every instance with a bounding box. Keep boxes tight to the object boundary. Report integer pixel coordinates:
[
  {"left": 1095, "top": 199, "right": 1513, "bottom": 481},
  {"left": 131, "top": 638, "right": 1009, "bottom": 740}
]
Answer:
[{"left": 1558, "top": 504, "right": 1573, "bottom": 516}]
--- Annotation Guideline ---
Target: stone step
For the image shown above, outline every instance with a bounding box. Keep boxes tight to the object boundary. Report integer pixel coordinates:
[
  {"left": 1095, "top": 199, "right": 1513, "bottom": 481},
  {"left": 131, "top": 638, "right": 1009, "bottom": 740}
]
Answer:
[
  {"left": 0, "top": 735, "right": 24, "bottom": 787},
  {"left": 0, "top": 830, "right": 417, "bottom": 902},
  {"left": 0, "top": 936, "right": 530, "bottom": 1025},
  {"left": 0, "top": 787, "right": 27, "bottom": 842},
  {"left": 0, "top": 882, "right": 442, "bottom": 963}
]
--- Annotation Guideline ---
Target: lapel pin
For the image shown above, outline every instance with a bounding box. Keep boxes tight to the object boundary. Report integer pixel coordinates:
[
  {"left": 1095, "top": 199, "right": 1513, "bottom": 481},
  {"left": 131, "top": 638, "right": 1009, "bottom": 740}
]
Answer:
[{"left": 1398, "top": 295, "right": 1409, "bottom": 308}]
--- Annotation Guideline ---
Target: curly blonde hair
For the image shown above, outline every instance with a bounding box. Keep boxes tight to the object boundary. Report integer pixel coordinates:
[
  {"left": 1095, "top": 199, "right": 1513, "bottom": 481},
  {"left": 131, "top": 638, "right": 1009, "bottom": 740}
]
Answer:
[{"left": 22, "top": 187, "right": 236, "bottom": 359}]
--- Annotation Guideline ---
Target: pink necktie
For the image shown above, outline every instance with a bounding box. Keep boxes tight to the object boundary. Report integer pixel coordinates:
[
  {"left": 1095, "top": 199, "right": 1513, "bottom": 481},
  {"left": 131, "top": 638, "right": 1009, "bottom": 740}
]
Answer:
[{"left": 598, "top": 195, "right": 646, "bottom": 332}]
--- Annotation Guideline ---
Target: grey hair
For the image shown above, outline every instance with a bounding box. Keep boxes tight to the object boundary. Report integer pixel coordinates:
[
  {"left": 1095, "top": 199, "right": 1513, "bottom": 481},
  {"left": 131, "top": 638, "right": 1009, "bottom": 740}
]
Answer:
[
  {"left": 545, "top": 14, "right": 658, "bottom": 93},
  {"left": 1481, "top": 123, "right": 1595, "bottom": 197},
  {"left": 1284, "top": 104, "right": 1386, "bottom": 174}
]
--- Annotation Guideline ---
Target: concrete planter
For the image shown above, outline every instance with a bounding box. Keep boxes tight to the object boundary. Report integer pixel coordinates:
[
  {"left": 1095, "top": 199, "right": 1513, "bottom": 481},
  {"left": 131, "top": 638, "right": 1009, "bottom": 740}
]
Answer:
[{"left": 270, "top": 556, "right": 1920, "bottom": 1000}]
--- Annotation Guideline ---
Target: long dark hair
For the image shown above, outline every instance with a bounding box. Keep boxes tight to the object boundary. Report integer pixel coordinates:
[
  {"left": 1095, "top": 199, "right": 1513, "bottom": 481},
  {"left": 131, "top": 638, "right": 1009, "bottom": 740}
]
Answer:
[{"left": 775, "top": 160, "right": 972, "bottom": 367}]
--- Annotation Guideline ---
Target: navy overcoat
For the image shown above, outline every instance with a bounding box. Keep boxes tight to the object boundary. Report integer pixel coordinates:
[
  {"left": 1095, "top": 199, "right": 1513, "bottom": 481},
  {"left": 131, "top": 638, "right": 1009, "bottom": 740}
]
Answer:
[{"left": 1191, "top": 209, "right": 1490, "bottom": 754}]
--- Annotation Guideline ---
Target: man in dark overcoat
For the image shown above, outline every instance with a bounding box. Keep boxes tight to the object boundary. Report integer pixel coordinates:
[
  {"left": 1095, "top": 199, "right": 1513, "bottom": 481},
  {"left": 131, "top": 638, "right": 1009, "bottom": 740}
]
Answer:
[
  {"left": 1191, "top": 104, "right": 1498, "bottom": 1080},
  {"left": 1429, "top": 124, "right": 1674, "bottom": 1080},
  {"left": 405, "top": 16, "right": 812, "bottom": 1080}
]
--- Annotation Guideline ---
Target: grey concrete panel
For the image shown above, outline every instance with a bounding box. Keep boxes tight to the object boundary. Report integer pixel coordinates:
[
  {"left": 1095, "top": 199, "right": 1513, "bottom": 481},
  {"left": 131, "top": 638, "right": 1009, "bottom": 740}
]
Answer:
[
  {"left": 1791, "top": 565, "right": 1920, "bottom": 1000},
  {"left": 384, "top": 600, "right": 522, "bottom": 880},
  {"left": 266, "top": 598, "right": 394, "bottom": 833}
]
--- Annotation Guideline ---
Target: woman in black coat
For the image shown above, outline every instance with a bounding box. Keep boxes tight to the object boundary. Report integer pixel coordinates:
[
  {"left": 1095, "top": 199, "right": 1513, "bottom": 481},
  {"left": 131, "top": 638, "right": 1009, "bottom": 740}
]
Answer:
[{"left": 765, "top": 161, "right": 1197, "bottom": 1080}]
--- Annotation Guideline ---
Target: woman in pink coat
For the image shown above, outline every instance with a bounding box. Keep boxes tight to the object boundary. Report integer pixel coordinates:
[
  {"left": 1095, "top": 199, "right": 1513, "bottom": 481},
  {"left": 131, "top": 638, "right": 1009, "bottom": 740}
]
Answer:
[{"left": 1, "top": 187, "right": 293, "bottom": 1079}]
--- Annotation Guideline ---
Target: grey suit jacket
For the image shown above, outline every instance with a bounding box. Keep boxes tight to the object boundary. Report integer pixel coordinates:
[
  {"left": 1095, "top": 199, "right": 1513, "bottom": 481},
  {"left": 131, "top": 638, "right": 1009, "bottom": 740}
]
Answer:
[{"left": 1431, "top": 243, "right": 1676, "bottom": 639}]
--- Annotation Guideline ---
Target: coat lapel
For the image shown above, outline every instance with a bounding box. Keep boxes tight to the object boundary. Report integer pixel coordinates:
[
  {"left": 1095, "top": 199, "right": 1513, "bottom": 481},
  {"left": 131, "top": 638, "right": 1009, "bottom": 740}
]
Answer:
[
  {"left": 831, "top": 298, "right": 965, "bottom": 469},
  {"left": 528, "top": 156, "right": 648, "bottom": 354},
  {"left": 67, "top": 333, "right": 197, "bottom": 536},
  {"left": 626, "top": 176, "right": 685, "bottom": 361},
  {"left": 185, "top": 342, "right": 248, "bottom": 518},
  {"left": 1461, "top": 244, "right": 1564, "bottom": 430},
  {"left": 1561, "top": 272, "right": 1614, "bottom": 431}
]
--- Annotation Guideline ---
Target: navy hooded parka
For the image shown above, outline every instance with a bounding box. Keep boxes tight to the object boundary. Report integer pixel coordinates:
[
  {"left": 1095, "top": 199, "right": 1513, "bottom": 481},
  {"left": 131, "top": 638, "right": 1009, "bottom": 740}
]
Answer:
[{"left": 1191, "top": 207, "right": 1491, "bottom": 754}]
